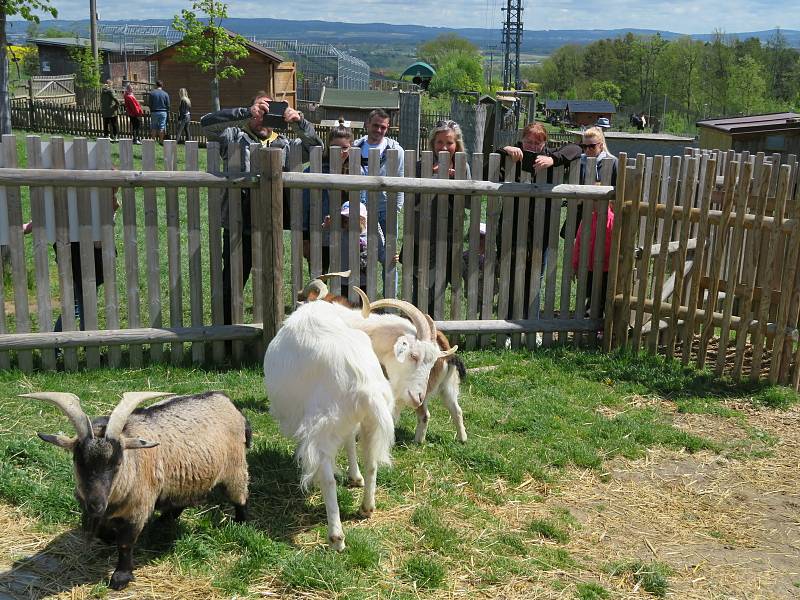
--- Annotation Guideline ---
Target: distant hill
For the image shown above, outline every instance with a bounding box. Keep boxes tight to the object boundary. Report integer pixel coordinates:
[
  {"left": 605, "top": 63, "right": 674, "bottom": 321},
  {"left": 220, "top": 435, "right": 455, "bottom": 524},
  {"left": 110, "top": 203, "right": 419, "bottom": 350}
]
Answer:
[{"left": 8, "top": 18, "right": 800, "bottom": 55}]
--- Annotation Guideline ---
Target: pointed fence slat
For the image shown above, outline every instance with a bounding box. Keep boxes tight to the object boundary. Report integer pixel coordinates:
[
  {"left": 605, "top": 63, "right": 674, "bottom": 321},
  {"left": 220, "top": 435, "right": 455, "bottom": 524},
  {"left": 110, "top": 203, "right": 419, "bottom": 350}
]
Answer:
[
  {"left": 185, "top": 141, "right": 204, "bottom": 365},
  {"left": 119, "top": 139, "right": 142, "bottom": 367},
  {"left": 142, "top": 140, "right": 163, "bottom": 363}
]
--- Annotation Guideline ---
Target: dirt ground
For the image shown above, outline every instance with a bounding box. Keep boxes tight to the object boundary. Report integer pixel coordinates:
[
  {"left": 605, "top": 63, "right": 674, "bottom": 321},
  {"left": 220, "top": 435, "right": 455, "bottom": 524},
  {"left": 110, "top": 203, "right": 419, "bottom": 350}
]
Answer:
[{"left": 1, "top": 400, "right": 798, "bottom": 599}]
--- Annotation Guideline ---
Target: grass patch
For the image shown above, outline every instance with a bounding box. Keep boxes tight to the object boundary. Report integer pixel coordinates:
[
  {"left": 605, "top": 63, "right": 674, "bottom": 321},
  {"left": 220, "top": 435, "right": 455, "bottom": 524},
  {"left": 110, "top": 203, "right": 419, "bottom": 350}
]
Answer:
[
  {"left": 400, "top": 554, "right": 446, "bottom": 589},
  {"left": 576, "top": 581, "right": 610, "bottom": 599},
  {"left": 607, "top": 560, "right": 671, "bottom": 597},
  {"left": 410, "top": 505, "right": 461, "bottom": 554},
  {"left": 527, "top": 518, "right": 570, "bottom": 544}
]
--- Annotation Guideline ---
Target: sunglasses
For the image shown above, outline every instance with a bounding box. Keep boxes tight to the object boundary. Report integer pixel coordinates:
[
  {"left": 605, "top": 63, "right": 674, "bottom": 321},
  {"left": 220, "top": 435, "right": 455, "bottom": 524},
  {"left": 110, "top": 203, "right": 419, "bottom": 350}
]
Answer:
[
  {"left": 434, "top": 119, "right": 459, "bottom": 129},
  {"left": 580, "top": 142, "right": 600, "bottom": 150}
]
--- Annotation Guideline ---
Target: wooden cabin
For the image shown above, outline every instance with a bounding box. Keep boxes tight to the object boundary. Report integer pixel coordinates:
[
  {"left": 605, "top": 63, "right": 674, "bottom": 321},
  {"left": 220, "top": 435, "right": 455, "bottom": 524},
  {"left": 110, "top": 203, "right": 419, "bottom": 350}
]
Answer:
[{"left": 697, "top": 113, "right": 800, "bottom": 155}]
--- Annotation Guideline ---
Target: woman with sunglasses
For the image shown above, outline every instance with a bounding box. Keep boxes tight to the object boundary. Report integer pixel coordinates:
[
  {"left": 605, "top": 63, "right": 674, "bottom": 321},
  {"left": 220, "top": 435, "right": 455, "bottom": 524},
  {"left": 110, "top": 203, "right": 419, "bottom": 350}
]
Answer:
[
  {"left": 402, "top": 119, "right": 470, "bottom": 315},
  {"left": 495, "top": 122, "right": 582, "bottom": 322},
  {"left": 572, "top": 126, "right": 618, "bottom": 323}
]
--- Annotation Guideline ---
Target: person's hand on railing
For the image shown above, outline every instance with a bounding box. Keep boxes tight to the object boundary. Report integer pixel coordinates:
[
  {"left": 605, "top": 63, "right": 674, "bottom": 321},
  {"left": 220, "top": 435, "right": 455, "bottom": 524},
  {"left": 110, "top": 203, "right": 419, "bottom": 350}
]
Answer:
[{"left": 502, "top": 146, "right": 523, "bottom": 161}]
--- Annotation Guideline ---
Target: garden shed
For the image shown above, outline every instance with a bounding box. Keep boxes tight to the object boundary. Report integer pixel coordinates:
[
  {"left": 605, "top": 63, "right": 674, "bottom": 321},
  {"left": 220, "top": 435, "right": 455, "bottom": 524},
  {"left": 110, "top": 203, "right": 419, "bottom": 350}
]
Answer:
[
  {"left": 696, "top": 112, "right": 800, "bottom": 155},
  {"left": 146, "top": 34, "right": 297, "bottom": 118},
  {"left": 316, "top": 87, "right": 400, "bottom": 124},
  {"left": 567, "top": 100, "right": 616, "bottom": 127}
]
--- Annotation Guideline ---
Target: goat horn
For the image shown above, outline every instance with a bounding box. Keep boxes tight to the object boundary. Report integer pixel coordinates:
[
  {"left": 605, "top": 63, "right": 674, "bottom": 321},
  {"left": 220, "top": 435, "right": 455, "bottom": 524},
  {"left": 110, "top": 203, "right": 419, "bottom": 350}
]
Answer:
[
  {"left": 365, "top": 298, "right": 431, "bottom": 342},
  {"left": 21, "top": 392, "right": 94, "bottom": 441},
  {"left": 299, "top": 278, "right": 329, "bottom": 301},
  {"left": 318, "top": 269, "right": 351, "bottom": 281},
  {"left": 424, "top": 313, "right": 438, "bottom": 342},
  {"left": 106, "top": 392, "right": 174, "bottom": 440},
  {"left": 354, "top": 286, "right": 370, "bottom": 318}
]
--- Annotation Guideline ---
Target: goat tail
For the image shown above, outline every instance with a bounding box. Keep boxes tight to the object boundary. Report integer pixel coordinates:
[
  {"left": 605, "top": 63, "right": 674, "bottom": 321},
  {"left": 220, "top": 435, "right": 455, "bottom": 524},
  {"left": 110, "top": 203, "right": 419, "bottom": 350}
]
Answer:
[
  {"left": 244, "top": 417, "right": 253, "bottom": 449},
  {"left": 447, "top": 354, "right": 467, "bottom": 382},
  {"left": 362, "top": 402, "right": 395, "bottom": 467}
]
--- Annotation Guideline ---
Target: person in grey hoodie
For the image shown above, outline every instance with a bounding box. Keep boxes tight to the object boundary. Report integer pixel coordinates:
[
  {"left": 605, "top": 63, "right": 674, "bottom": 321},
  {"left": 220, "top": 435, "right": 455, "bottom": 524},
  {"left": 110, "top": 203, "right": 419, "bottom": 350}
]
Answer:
[
  {"left": 201, "top": 92, "right": 323, "bottom": 325},
  {"left": 100, "top": 80, "right": 120, "bottom": 141}
]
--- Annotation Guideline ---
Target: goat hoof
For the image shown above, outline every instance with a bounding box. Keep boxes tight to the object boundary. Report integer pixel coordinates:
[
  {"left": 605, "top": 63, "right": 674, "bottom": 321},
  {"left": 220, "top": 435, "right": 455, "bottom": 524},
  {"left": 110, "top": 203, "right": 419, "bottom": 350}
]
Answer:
[
  {"left": 328, "top": 534, "right": 346, "bottom": 551},
  {"left": 347, "top": 475, "right": 365, "bottom": 488},
  {"left": 109, "top": 569, "right": 135, "bottom": 590},
  {"left": 359, "top": 504, "right": 375, "bottom": 518},
  {"left": 458, "top": 433, "right": 468, "bottom": 443}
]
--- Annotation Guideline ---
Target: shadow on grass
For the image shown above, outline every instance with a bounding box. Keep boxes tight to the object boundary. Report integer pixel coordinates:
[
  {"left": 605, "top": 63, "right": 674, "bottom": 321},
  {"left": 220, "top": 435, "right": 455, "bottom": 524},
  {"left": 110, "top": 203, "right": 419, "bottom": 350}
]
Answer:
[{"left": 0, "top": 520, "right": 182, "bottom": 599}]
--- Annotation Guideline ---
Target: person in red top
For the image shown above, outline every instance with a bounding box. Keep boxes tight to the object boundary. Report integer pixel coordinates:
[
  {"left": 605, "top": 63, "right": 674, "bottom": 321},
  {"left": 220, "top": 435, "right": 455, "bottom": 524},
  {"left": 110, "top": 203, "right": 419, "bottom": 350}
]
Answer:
[
  {"left": 572, "top": 126, "right": 617, "bottom": 318},
  {"left": 123, "top": 84, "right": 144, "bottom": 145}
]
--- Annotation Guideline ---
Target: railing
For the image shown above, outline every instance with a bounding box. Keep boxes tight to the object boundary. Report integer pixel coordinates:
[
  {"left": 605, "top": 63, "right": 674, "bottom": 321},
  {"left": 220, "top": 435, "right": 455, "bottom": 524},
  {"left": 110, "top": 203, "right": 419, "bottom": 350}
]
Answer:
[
  {"left": 10, "top": 98, "right": 206, "bottom": 144},
  {"left": 2, "top": 138, "right": 800, "bottom": 389}
]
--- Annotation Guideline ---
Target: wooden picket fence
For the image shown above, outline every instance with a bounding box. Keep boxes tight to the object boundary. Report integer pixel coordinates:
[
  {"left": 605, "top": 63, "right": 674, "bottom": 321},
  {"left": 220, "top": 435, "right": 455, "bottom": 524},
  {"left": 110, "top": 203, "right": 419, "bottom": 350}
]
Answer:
[
  {"left": 604, "top": 149, "right": 800, "bottom": 386},
  {"left": 9, "top": 98, "right": 206, "bottom": 144},
  {"left": 3, "top": 135, "right": 800, "bottom": 390}
]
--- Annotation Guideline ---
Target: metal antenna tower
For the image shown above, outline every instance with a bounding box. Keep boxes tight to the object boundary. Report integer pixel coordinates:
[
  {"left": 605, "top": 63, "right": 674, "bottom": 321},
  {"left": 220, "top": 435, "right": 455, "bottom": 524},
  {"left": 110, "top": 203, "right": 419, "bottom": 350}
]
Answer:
[{"left": 501, "top": 0, "right": 523, "bottom": 90}]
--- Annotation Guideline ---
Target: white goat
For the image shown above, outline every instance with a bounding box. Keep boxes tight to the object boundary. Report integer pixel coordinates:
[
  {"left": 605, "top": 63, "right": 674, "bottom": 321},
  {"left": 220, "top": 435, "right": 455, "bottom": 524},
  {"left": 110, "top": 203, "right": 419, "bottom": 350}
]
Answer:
[{"left": 264, "top": 291, "right": 455, "bottom": 550}]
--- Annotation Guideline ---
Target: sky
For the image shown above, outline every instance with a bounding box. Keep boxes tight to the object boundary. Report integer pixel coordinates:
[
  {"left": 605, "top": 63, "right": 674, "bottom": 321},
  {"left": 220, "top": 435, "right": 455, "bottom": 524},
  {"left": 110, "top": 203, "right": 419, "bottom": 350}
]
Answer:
[{"left": 19, "top": 0, "right": 800, "bottom": 34}]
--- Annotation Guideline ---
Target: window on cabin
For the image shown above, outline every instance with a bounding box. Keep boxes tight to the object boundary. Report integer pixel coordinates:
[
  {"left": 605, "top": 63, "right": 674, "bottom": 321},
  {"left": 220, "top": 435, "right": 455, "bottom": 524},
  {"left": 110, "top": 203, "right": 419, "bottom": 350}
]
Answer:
[{"left": 765, "top": 134, "right": 785, "bottom": 151}]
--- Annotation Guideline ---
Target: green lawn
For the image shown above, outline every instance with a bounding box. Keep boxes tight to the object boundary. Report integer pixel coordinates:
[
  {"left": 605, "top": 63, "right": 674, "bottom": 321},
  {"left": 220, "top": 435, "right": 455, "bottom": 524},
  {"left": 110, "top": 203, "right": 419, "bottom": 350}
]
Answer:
[{"left": 0, "top": 348, "right": 794, "bottom": 598}]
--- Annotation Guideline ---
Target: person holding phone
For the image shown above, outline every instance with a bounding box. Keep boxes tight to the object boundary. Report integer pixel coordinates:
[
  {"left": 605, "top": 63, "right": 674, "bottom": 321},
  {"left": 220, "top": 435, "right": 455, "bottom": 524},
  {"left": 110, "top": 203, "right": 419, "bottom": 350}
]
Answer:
[
  {"left": 201, "top": 92, "right": 323, "bottom": 326},
  {"left": 494, "top": 122, "right": 582, "bottom": 322}
]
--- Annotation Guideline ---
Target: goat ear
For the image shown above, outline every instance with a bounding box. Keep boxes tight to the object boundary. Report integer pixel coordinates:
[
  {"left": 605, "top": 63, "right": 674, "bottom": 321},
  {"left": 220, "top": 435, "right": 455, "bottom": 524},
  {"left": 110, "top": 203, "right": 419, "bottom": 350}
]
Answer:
[
  {"left": 393, "top": 336, "right": 411, "bottom": 363},
  {"left": 123, "top": 437, "right": 159, "bottom": 450},
  {"left": 37, "top": 432, "right": 78, "bottom": 451}
]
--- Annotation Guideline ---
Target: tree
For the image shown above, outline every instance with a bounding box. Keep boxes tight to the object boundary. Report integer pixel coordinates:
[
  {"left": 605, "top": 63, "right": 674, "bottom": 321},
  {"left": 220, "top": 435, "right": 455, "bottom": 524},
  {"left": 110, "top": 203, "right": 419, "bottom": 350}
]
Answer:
[
  {"left": 171, "top": 0, "right": 249, "bottom": 112},
  {"left": 590, "top": 80, "right": 621, "bottom": 107},
  {"left": 1, "top": 0, "right": 58, "bottom": 134},
  {"left": 418, "top": 34, "right": 479, "bottom": 70},
  {"left": 427, "top": 51, "right": 484, "bottom": 97},
  {"left": 728, "top": 55, "right": 768, "bottom": 114}
]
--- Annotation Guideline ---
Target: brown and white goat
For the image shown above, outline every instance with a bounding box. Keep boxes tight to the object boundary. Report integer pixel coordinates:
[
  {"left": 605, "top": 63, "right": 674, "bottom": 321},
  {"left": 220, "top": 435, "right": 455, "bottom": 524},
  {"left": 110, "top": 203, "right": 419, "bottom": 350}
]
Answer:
[
  {"left": 26, "top": 391, "right": 250, "bottom": 590},
  {"left": 298, "top": 277, "right": 467, "bottom": 443}
]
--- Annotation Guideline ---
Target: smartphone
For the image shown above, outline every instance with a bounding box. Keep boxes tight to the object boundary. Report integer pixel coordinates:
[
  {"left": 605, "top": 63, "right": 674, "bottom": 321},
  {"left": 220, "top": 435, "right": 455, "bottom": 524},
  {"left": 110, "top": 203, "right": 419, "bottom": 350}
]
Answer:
[
  {"left": 261, "top": 101, "right": 289, "bottom": 129},
  {"left": 521, "top": 151, "right": 540, "bottom": 173}
]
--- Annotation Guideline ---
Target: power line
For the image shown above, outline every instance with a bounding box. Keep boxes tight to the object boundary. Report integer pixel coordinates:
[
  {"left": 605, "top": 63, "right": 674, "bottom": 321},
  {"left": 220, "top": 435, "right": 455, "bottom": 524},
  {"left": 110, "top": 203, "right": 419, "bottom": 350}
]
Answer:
[{"left": 501, "top": 0, "right": 523, "bottom": 90}]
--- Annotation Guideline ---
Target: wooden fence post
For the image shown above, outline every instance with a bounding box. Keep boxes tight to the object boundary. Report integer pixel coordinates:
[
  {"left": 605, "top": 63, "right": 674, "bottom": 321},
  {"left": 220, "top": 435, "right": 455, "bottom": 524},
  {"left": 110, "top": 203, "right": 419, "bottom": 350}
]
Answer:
[
  {"left": 255, "top": 147, "right": 285, "bottom": 347},
  {"left": 398, "top": 91, "right": 421, "bottom": 154}
]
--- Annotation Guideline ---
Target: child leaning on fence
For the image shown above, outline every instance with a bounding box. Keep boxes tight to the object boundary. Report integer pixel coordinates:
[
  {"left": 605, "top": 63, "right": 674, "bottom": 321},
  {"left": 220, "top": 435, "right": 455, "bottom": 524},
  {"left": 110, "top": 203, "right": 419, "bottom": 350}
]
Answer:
[{"left": 321, "top": 201, "right": 385, "bottom": 294}]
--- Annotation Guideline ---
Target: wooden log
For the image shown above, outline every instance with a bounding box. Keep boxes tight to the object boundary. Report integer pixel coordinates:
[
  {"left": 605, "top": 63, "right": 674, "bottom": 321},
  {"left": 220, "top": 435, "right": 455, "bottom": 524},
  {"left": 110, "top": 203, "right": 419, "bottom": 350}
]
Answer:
[
  {"left": 681, "top": 156, "right": 716, "bottom": 365},
  {"left": 752, "top": 166, "right": 790, "bottom": 380},
  {"left": 26, "top": 135, "right": 56, "bottom": 370},
  {"left": 142, "top": 140, "right": 163, "bottom": 363},
  {"left": 185, "top": 141, "right": 204, "bottom": 365},
  {"left": 665, "top": 157, "right": 699, "bottom": 359},
  {"left": 714, "top": 159, "right": 753, "bottom": 376},
  {"left": 733, "top": 165, "right": 773, "bottom": 379},
  {"left": 631, "top": 155, "right": 663, "bottom": 351},
  {"left": 0, "top": 167, "right": 253, "bottom": 188},
  {"left": 119, "top": 139, "right": 142, "bottom": 367},
  {"left": 206, "top": 143, "right": 225, "bottom": 365}
]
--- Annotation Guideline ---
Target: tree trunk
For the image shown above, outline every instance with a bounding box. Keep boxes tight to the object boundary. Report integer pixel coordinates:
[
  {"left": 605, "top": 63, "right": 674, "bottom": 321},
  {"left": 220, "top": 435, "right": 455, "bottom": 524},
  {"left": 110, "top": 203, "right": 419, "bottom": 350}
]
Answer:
[
  {"left": 0, "top": 10, "right": 11, "bottom": 135},
  {"left": 211, "top": 77, "right": 220, "bottom": 112}
]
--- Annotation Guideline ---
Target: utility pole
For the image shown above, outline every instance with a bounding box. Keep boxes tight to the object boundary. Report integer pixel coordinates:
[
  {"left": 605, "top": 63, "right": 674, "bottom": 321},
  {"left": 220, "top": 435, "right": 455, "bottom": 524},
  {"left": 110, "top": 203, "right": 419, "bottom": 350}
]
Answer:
[
  {"left": 487, "top": 45, "right": 497, "bottom": 87},
  {"left": 501, "top": 0, "right": 523, "bottom": 90},
  {"left": 90, "top": 0, "right": 99, "bottom": 69}
]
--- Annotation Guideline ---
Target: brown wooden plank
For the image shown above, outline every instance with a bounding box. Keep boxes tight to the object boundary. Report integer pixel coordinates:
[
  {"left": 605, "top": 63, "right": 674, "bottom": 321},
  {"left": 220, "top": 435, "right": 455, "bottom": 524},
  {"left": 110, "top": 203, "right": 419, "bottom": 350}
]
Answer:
[
  {"left": 714, "top": 159, "right": 753, "bottom": 376},
  {"left": 289, "top": 143, "right": 304, "bottom": 308},
  {"left": 559, "top": 158, "right": 581, "bottom": 345},
  {"left": 327, "top": 147, "right": 344, "bottom": 296},
  {"left": 227, "top": 143, "right": 244, "bottom": 363},
  {"left": 616, "top": 155, "right": 646, "bottom": 351},
  {"left": 118, "top": 139, "right": 142, "bottom": 367},
  {"left": 142, "top": 140, "right": 163, "bottom": 363},
  {"left": 681, "top": 156, "right": 716, "bottom": 365},
  {"left": 73, "top": 138, "right": 100, "bottom": 368},
  {"left": 752, "top": 165, "right": 791, "bottom": 380},
  {"left": 164, "top": 141, "right": 183, "bottom": 365},
  {"left": 603, "top": 152, "right": 628, "bottom": 351},
  {"left": 733, "top": 165, "right": 773, "bottom": 379},
  {"left": 185, "top": 141, "right": 204, "bottom": 364},
  {"left": 26, "top": 135, "right": 56, "bottom": 369},
  {"left": 206, "top": 143, "right": 225, "bottom": 365},
  {"left": 249, "top": 143, "right": 264, "bottom": 333},
  {"left": 308, "top": 146, "right": 324, "bottom": 278},
  {"left": 664, "top": 157, "right": 699, "bottom": 359}
]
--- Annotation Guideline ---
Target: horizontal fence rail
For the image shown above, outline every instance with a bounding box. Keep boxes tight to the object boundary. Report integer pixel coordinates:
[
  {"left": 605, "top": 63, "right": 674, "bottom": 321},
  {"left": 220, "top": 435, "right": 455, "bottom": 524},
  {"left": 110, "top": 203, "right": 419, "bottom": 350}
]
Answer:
[{"left": 2, "top": 136, "right": 800, "bottom": 389}]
